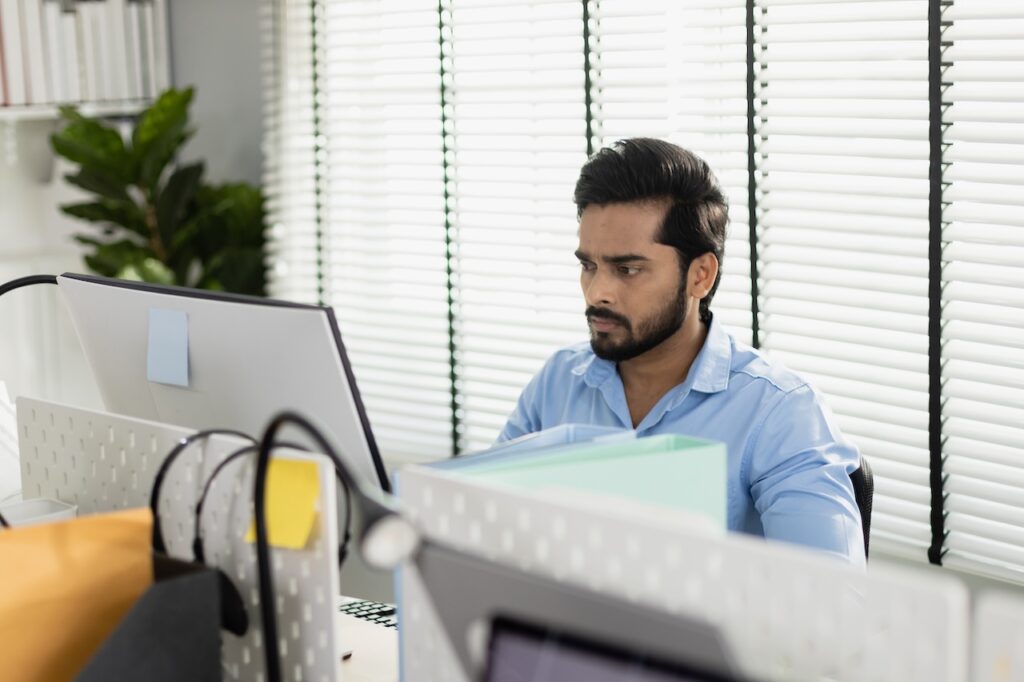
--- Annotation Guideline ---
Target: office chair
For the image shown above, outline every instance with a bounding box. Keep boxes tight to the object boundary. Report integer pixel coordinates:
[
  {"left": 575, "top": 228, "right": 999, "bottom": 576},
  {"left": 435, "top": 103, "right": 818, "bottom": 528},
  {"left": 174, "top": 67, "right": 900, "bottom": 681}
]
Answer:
[{"left": 849, "top": 457, "right": 874, "bottom": 559}]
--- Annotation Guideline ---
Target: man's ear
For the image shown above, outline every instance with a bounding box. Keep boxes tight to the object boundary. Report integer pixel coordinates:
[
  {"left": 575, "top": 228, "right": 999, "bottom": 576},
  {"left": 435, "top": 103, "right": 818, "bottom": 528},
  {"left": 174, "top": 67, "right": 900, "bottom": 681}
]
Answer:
[{"left": 687, "top": 253, "right": 719, "bottom": 300}]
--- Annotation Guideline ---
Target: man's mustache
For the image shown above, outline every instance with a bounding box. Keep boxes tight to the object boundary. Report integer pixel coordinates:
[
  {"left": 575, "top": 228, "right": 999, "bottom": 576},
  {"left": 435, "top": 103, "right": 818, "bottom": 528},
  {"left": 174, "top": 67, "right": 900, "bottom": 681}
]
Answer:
[{"left": 585, "top": 306, "right": 631, "bottom": 331}]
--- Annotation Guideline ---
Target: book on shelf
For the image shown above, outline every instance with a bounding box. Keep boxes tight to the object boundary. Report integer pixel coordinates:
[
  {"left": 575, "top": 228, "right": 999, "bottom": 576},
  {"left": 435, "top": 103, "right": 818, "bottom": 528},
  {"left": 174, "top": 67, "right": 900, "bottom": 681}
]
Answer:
[
  {"left": 22, "top": 0, "right": 50, "bottom": 104},
  {"left": 0, "top": 0, "right": 169, "bottom": 110},
  {"left": 150, "top": 0, "right": 167, "bottom": 93},
  {"left": 0, "top": 0, "right": 27, "bottom": 106},
  {"left": 43, "top": 0, "right": 65, "bottom": 103},
  {"left": 76, "top": 0, "right": 99, "bottom": 102},
  {"left": 61, "top": 6, "right": 81, "bottom": 103},
  {"left": 0, "top": 3, "right": 6, "bottom": 106},
  {"left": 124, "top": 0, "right": 141, "bottom": 100}
]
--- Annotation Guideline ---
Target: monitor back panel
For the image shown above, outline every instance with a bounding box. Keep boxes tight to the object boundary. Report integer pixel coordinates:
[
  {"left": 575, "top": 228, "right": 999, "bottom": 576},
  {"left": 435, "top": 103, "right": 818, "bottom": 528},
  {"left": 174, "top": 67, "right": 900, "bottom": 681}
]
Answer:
[{"left": 56, "top": 274, "right": 385, "bottom": 490}]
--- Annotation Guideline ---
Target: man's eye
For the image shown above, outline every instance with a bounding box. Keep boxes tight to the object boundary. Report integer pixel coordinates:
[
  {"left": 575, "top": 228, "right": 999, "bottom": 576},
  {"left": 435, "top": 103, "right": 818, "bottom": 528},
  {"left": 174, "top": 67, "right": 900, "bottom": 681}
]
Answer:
[
  {"left": 579, "top": 261, "right": 595, "bottom": 272},
  {"left": 619, "top": 265, "right": 640, "bottom": 276}
]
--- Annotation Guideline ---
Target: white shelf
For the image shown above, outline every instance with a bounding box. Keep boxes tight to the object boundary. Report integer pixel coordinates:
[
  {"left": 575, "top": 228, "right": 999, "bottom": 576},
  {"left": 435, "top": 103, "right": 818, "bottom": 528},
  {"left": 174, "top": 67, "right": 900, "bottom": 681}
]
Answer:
[{"left": 0, "top": 99, "right": 152, "bottom": 123}]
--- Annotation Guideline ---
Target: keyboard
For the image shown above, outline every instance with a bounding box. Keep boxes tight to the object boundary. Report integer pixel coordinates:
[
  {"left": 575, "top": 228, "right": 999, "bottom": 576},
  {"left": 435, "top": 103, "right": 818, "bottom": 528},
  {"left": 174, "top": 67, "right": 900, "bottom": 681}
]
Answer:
[{"left": 339, "top": 599, "right": 399, "bottom": 630}]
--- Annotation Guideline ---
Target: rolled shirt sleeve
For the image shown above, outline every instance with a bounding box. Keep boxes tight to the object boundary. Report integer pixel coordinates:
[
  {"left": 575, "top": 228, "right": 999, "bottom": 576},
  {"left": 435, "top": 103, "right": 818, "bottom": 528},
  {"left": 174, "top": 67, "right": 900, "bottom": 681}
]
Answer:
[{"left": 746, "top": 384, "right": 866, "bottom": 567}]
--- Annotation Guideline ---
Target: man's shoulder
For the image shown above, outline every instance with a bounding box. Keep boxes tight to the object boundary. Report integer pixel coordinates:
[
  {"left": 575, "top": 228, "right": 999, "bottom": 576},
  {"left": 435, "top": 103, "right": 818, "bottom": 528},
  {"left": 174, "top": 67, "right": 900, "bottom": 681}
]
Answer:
[
  {"left": 725, "top": 332, "right": 810, "bottom": 399},
  {"left": 536, "top": 341, "right": 598, "bottom": 379}
]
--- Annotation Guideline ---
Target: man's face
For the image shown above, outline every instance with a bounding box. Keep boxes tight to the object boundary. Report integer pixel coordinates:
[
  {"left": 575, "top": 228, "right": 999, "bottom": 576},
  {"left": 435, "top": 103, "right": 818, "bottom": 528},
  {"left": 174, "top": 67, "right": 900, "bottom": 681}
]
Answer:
[{"left": 576, "top": 201, "right": 688, "bottom": 362}]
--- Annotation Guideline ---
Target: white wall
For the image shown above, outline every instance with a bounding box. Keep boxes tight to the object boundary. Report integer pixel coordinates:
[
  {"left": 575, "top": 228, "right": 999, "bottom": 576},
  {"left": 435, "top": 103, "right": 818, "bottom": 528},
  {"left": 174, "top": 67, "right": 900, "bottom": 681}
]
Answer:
[
  {"left": 0, "top": 120, "right": 102, "bottom": 410},
  {"left": 167, "top": 0, "right": 264, "bottom": 185}
]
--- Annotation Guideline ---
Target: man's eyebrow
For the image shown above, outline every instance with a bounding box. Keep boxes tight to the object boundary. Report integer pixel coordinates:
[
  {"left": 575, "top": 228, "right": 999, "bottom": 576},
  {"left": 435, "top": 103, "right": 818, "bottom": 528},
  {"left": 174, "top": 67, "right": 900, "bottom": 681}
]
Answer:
[{"left": 574, "top": 249, "right": 651, "bottom": 264}]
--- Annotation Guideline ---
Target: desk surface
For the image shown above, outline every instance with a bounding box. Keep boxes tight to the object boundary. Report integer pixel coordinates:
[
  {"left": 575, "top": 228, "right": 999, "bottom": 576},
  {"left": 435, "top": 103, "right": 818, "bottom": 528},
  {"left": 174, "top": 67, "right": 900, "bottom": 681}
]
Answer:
[{"left": 338, "top": 612, "right": 399, "bottom": 682}]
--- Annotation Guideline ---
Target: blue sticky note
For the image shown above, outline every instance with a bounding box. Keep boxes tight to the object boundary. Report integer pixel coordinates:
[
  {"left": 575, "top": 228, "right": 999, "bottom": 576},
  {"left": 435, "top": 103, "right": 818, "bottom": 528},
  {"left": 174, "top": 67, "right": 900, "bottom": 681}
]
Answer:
[{"left": 147, "top": 309, "right": 190, "bottom": 387}]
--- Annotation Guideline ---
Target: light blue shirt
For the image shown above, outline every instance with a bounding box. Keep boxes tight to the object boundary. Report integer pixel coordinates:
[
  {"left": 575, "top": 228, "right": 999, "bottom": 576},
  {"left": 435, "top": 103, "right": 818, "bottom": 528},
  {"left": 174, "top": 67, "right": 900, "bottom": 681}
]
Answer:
[{"left": 497, "top": 316, "right": 866, "bottom": 566}]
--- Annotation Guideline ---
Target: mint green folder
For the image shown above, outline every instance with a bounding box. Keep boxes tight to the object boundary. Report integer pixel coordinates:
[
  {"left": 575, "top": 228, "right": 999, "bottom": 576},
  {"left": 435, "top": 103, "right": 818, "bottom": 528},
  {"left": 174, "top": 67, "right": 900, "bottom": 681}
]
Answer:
[{"left": 447, "top": 434, "right": 727, "bottom": 529}]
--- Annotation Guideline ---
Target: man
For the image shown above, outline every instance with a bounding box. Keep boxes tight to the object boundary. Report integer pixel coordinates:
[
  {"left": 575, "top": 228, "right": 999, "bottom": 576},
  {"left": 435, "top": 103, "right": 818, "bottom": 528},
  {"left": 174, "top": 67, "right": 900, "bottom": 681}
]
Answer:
[{"left": 497, "top": 138, "right": 865, "bottom": 566}]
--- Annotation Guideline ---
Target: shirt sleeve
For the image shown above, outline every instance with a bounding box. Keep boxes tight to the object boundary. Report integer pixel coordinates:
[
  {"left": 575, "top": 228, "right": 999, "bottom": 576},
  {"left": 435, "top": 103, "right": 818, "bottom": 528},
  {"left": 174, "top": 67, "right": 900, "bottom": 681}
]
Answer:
[
  {"left": 495, "top": 367, "right": 545, "bottom": 443},
  {"left": 746, "top": 384, "right": 866, "bottom": 567}
]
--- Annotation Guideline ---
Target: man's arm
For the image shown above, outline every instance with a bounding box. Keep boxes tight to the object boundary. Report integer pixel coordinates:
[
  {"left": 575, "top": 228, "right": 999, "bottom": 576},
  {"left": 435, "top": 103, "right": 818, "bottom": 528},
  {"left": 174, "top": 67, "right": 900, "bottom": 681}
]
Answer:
[
  {"left": 495, "top": 371, "right": 544, "bottom": 443},
  {"left": 746, "top": 384, "right": 866, "bottom": 567}
]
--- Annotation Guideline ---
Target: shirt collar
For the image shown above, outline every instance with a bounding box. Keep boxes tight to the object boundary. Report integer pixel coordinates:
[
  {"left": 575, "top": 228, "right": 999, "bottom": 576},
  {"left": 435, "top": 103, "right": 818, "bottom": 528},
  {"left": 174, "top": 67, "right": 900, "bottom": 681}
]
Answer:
[
  {"left": 687, "top": 314, "right": 731, "bottom": 394},
  {"left": 570, "top": 314, "right": 733, "bottom": 394},
  {"left": 572, "top": 348, "right": 614, "bottom": 388}
]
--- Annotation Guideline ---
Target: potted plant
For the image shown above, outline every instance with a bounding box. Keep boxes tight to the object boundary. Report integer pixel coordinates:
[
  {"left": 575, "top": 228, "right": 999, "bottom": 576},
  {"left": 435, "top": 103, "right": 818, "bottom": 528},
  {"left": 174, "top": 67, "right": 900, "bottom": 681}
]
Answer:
[{"left": 50, "top": 87, "right": 267, "bottom": 296}]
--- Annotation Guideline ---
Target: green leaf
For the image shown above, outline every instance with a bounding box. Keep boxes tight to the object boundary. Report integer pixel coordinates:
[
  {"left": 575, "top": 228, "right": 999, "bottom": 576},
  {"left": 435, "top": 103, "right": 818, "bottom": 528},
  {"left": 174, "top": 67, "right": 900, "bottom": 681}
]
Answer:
[
  {"left": 132, "top": 88, "right": 194, "bottom": 190},
  {"left": 138, "top": 123, "right": 193, "bottom": 193},
  {"left": 156, "top": 162, "right": 204, "bottom": 254},
  {"left": 50, "top": 111, "right": 131, "bottom": 185},
  {"left": 197, "top": 245, "right": 267, "bottom": 296},
  {"left": 132, "top": 87, "right": 193, "bottom": 151},
  {"left": 79, "top": 239, "right": 154, "bottom": 278},
  {"left": 169, "top": 217, "right": 202, "bottom": 253},
  {"left": 64, "top": 168, "right": 131, "bottom": 202},
  {"left": 61, "top": 200, "right": 149, "bottom": 238},
  {"left": 84, "top": 255, "right": 119, "bottom": 278},
  {"left": 191, "top": 183, "right": 267, "bottom": 253},
  {"left": 118, "top": 258, "right": 176, "bottom": 285}
]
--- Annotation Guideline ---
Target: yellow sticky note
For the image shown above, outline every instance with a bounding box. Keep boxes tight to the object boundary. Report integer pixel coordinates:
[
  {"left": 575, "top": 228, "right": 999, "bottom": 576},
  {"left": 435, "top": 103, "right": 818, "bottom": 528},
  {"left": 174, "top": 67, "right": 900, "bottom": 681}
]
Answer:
[{"left": 245, "top": 459, "right": 320, "bottom": 550}]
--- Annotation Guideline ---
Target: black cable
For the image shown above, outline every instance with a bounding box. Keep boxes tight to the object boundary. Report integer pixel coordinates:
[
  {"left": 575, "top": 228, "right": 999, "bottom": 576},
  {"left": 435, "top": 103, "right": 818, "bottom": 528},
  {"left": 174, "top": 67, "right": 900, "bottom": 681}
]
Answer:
[
  {"left": 0, "top": 510, "right": 9, "bottom": 528},
  {"left": 149, "top": 428, "right": 255, "bottom": 553},
  {"left": 254, "top": 412, "right": 378, "bottom": 682},
  {"left": 189, "top": 440, "right": 354, "bottom": 568},
  {"left": 0, "top": 274, "right": 57, "bottom": 298},
  {"left": 192, "top": 443, "right": 260, "bottom": 563}
]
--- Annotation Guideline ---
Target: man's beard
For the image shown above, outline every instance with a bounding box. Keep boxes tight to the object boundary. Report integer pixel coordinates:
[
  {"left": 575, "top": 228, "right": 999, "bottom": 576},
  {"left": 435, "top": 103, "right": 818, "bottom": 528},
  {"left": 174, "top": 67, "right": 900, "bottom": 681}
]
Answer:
[{"left": 587, "top": 281, "right": 687, "bottom": 362}]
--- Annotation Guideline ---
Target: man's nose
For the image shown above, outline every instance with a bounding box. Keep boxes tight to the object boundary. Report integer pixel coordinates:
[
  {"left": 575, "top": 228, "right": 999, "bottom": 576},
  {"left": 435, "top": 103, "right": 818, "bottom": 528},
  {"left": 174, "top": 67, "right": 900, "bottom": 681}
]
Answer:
[{"left": 584, "top": 269, "right": 616, "bottom": 306}]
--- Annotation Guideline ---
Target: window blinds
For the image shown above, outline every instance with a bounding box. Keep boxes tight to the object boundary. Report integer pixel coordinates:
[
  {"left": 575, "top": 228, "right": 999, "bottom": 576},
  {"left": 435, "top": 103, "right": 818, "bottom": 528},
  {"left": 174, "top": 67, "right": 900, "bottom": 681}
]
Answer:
[
  {"left": 442, "top": 0, "right": 589, "bottom": 453},
  {"left": 941, "top": 0, "right": 1024, "bottom": 583},
  {"left": 752, "top": 0, "right": 933, "bottom": 558},
  {"left": 262, "top": 0, "right": 321, "bottom": 304},
  {"left": 318, "top": 0, "right": 453, "bottom": 466}
]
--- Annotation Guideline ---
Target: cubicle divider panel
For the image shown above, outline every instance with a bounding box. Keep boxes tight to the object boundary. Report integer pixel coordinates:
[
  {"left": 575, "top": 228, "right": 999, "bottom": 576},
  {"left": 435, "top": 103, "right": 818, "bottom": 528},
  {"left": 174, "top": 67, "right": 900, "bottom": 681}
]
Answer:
[
  {"left": 397, "top": 466, "right": 970, "bottom": 682},
  {"left": 972, "top": 591, "right": 1024, "bottom": 682},
  {"left": 17, "top": 398, "right": 343, "bottom": 682}
]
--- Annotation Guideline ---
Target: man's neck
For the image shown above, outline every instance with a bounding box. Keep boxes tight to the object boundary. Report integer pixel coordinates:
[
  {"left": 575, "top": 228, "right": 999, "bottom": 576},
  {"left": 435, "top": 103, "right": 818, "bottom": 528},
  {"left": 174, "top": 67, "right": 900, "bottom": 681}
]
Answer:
[{"left": 617, "top": 317, "right": 708, "bottom": 427}]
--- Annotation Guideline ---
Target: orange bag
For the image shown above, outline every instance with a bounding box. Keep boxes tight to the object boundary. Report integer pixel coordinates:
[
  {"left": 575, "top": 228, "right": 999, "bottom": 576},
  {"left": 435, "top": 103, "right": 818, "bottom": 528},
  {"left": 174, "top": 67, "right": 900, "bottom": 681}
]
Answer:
[{"left": 0, "top": 507, "right": 153, "bottom": 682}]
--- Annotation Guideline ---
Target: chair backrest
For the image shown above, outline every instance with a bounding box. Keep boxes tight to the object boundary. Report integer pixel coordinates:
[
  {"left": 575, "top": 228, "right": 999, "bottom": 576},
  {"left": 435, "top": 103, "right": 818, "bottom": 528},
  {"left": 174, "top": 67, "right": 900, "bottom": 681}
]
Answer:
[{"left": 849, "top": 456, "right": 874, "bottom": 558}]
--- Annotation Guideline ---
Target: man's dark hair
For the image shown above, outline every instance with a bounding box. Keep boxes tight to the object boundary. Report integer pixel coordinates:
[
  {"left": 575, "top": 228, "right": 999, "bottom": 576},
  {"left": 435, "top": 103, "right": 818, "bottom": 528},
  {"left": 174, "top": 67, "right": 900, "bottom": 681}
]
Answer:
[{"left": 573, "top": 138, "right": 729, "bottom": 324}]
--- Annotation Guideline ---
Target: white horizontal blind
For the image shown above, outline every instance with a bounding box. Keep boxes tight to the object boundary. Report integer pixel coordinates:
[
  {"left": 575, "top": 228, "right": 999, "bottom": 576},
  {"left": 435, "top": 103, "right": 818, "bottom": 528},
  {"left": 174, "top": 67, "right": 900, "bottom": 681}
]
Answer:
[
  {"left": 262, "top": 0, "right": 321, "bottom": 303},
  {"left": 443, "top": 0, "right": 589, "bottom": 452},
  {"left": 941, "top": 0, "right": 1024, "bottom": 583},
  {"left": 318, "top": 0, "right": 453, "bottom": 465},
  {"left": 589, "top": 0, "right": 753, "bottom": 345},
  {"left": 753, "top": 0, "right": 933, "bottom": 558}
]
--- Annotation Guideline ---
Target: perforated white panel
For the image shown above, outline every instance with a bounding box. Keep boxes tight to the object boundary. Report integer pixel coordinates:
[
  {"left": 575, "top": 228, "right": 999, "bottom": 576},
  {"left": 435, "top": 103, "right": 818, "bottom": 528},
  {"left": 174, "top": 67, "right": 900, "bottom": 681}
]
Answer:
[
  {"left": 397, "top": 467, "right": 970, "bottom": 682},
  {"left": 17, "top": 398, "right": 343, "bottom": 682},
  {"left": 972, "top": 591, "right": 1024, "bottom": 682}
]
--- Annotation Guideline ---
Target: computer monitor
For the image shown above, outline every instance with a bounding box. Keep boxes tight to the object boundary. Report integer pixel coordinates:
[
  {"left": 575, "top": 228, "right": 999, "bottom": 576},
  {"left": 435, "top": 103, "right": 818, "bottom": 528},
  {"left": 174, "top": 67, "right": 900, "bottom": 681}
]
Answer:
[{"left": 56, "top": 273, "right": 389, "bottom": 491}]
